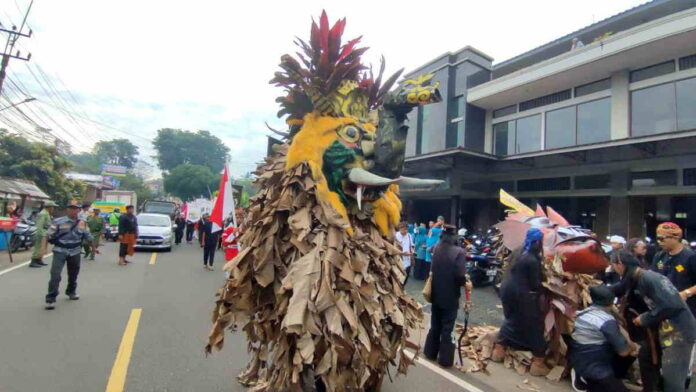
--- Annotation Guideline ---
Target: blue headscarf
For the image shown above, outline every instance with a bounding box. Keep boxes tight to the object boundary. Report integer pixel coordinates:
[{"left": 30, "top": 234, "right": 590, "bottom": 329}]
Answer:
[{"left": 523, "top": 228, "right": 544, "bottom": 252}]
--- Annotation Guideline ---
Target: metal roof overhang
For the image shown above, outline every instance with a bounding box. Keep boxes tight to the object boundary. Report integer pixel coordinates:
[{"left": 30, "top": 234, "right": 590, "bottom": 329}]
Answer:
[{"left": 0, "top": 177, "right": 50, "bottom": 200}]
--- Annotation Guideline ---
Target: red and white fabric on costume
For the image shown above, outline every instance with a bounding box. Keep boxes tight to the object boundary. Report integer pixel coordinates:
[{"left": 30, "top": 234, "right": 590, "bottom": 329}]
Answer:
[{"left": 222, "top": 224, "right": 239, "bottom": 261}]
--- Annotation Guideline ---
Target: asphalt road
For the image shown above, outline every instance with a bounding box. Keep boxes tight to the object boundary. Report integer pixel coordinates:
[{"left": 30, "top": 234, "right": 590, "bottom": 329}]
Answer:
[{"left": 0, "top": 241, "right": 505, "bottom": 392}]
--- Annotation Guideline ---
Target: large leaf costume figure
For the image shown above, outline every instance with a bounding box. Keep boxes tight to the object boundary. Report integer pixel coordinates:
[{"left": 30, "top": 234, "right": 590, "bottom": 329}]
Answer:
[{"left": 206, "top": 12, "right": 441, "bottom": 392}]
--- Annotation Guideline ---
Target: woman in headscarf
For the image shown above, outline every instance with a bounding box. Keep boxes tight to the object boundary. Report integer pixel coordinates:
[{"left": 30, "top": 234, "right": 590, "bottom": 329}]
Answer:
[
  {"left": 491, "top": 228, "right": 550, "bottom": 376},
  {"left": 413, "top": 223, "right": 428, "bottom": 280}
]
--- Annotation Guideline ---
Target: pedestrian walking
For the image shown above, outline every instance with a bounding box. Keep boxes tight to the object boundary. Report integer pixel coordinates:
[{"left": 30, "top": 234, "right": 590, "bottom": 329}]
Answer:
[
  {"left": 44, "top": 201, "right": 94, "bottom": 310},
  {"left": 200, "top": 213, "right": 218, "bottom": 271},
  {"left": 614, "top": 249, "right": 696, "bottom": 392},
  {"left": 117, "top": 205, "right": 138, "bottom": 266},
  {"left": 651, "top": 222, "right": 696, "bottom": 317},
  {"left": 492, "top": 228, "right": 550, "bottom": 376},
  {"left": 570, "top": 284, "right": 638, "bottom": 392},
  {"left": 78, "top": 202, "right": 91, "bottom": 222},
  {"left": 185, "top": 220, "right": 195, "bottom": 243},
  {"left": 424, "top": 224, "right": 472, "bottom": 367},
  {"left": 413, "top": 223, "right": 428, "bottom": 280},
  {"left": 85, "top": 208, "right": 104, "bottom": 260},
  {"left": 174, "top": 214, "right": 185, "bottom": 245},
  {"left": 28, "top": 200, "right": 57, "bottom": 268},
  {"left": 395, "top": 222, "right": 414, "bottom": 285}
]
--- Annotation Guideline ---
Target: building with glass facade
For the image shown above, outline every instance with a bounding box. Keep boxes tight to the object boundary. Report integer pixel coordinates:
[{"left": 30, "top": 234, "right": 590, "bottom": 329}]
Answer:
[{"left": 401, "top": 0, "right": 696, "bottom": 239}]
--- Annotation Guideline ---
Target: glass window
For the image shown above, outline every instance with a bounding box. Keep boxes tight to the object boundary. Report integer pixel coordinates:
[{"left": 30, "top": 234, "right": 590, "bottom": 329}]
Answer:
[
  {"left": 494, "top": 121, "right": 515, "bottom": 156},
  {"left": 677, "top": 77, "right": 696, "bottom": 131},
  {"left": 630, "top": 61, "right": 676, "bottom": 83},
  {"left": 631, "top": 170, "right": 677, "bottom": 188},
  {"left": 679, "top": 54, "right": 696, "bottom": 71},
  {"left": 421, "top": 104, "right": 433, "bottom": 152},
  {"left": 575, "top": 78, "right": 611, "bottom": 97},
  {"left": 515, "top": 114, "right": 541, "bottom": 153},
  {"left": 631, "top": 84, "right": 677, "bottom": 137},
  {"left": 545, "top": 106, "right": 576, "bottom": 149},
  {"left": 493, "top": 105, "right": 516, "bottom": 119},
  {"left": 575, "top": 174, "right": 610, "bottom": 189},
  {"left": 578, "top": 98, "right": 611, "bottom": 144}
]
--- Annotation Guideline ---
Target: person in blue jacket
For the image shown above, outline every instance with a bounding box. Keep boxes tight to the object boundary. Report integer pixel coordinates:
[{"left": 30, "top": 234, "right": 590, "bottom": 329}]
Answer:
[
  {"left": 414, "top": 223, "right": 428, "bottom": 280},
  {"left": 425, "top": 224, "right": 443, "bottom": 278}
]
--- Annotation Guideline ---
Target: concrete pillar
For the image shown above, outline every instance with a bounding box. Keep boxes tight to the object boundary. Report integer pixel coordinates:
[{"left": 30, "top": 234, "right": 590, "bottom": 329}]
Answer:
[
  {"left": 609, "top": 197, "right": 629, "bottom": 237},
  {"left": 628, "top": 197, "right": 645, "bottom": 238},
  {"left": 610, "top": 70, "right": 630, "bottom": 140},
  {"left": 450, "top": 196, "right": 459, "bottom": 227},
  {"left": 483, "top": 110, "right": 493, "bottom": 154}
]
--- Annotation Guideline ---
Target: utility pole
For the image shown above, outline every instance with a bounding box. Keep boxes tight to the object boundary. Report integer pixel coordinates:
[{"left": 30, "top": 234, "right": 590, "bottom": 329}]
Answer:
[{"left": 0, "top": 0, "right": 34, "bottom": 95}]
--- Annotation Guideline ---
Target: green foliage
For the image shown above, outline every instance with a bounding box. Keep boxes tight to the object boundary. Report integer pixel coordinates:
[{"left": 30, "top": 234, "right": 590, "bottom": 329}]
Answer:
[
  {"left": 93, "top": 138, "right": 139, "bottom": 168},
  {"left": 163, "top": 164, "right": 219, "bottom": 201},
  {"left": 153, "top": 128, "right": 230, "bottom": 173},
  {"left": 0, "top": 132, "right": 85, "bottom": 205},
  {"left": 65, "top": 152, "right": 101, "bottom": 174},
  {"left": 119, "top": 173, "right": 153, "bottom": 207}
]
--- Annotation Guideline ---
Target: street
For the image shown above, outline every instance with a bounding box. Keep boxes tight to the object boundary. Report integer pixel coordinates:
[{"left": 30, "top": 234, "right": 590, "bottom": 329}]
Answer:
[{"left": 0, "top": 242, "right": 526, "bottom": 392}]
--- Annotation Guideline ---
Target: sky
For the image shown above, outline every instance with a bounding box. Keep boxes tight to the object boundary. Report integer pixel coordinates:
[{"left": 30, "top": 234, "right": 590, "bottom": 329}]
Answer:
[{"left": 0, "top": 0, "right": 647, "bottom": 178}]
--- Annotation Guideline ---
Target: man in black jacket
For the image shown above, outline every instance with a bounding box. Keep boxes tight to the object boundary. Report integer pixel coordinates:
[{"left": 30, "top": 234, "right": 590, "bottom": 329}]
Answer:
[
  {"left": 117, "top": 205, "right": 138, "bottom": 266},
  {"left": 424, "top": 225, "right": 472, "bottom": 367},
  {"left": 614, "top": 248, "right": 696, "bottom": 392}
]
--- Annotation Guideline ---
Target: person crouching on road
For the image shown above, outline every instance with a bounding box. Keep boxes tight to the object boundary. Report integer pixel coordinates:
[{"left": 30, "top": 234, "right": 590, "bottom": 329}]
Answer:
[
  {"left": 613, "top": 248, "right": 696, "bottom": 392},
  {"left": 200, "top": 213, "right": 219, "bottom": 271},
  {"left": 85, "top": 208, "right": 104, "bottom": 260},
  {"left": 44, "top": 201, "right": 95, "bottom": 310},
  {"left": 424, "top": 224, "right": 472, "bottom": 368},
  {"left": 118, "top": 205, "right": 138, "bottom": 266},
  {"left": 570, "top": 284, "right": 638, "bottom": 392},
  {"left": 29, "top": 200, "right": 57, "bottom": 268},
  {"left": 492, "top": 228, "right": 550, "bottom": 376}
]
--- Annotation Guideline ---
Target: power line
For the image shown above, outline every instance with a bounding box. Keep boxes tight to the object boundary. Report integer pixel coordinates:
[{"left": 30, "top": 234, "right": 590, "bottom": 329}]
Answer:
[{"left": 0, "top": 0, "right": 33, "bottom": 95}]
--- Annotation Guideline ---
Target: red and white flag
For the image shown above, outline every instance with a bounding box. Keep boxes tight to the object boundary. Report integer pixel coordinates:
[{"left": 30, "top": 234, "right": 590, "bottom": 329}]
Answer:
[
  {"left": 181, "top": 202, "right": 189, "bottom": 221},
  {"left": 209, "top": 165, "right": 236, "bottom": 233}
]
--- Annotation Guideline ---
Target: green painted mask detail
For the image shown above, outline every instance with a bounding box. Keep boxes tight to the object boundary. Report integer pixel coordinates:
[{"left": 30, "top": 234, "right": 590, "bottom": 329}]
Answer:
[{"left": 322, "top": 140, "right": 356, "bottom": 206}]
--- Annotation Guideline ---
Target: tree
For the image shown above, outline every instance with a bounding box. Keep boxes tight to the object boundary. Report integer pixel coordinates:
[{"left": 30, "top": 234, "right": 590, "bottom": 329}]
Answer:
[
  {"left": 65, "top": 152, "right": 101, "bottom": 174},
  {"left": 119, "top": 173, "right": 153, "bottom": 207},
  {"left": 153, "top": 128, "right": 229, "bottom": 173},
  {"left": 163, "top": 164, "right": 219, "bottom": 201},
  {"left": 93, "top": 138, "right": 139, "bottom": 168},
  {"left": 0, "top": 132, "right": 85, "bottom": 205}
]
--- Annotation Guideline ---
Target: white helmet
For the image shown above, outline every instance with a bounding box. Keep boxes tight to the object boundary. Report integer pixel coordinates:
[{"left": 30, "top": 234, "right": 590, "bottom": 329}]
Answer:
[{"left": 458, "top": 228, "right": 468, "bottom": 236}]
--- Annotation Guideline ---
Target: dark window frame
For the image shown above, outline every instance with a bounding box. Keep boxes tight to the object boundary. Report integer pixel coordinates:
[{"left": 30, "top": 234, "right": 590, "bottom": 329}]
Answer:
[
  {"left": 629, "top": 60, "right": 676, "bottom": 83},
  {"left": 493, "top": 104, "right": 517, "bottom": 119},
  {"left": 574, "top": 78, "right": 611, "bottom": 97}
]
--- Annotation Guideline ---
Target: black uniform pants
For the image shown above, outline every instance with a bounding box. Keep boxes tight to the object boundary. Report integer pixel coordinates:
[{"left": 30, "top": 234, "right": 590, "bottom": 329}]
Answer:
[
  {"left": 175, "top": 229, "right": 184, "bottom": 244},
  {"left": 46, "top": 252, "right": 81, "bottom": 302},
  {"left": 424, "top": 304, "right": 458, "bottom": 367},
  {"left": 203, "top": 245, "right": 216, "bottom": 266},
  {"left": 186, "top": 226, "right": 194, "bottom": 242}
]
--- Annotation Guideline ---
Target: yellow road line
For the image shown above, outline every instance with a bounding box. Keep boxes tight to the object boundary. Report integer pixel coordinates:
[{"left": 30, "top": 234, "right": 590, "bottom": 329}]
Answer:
[
  {"left": 106, "top": 308, "right": 142, "bottom": 392},
  {"left": 149, "top": 252, "right": 157, "bottom": 265}
]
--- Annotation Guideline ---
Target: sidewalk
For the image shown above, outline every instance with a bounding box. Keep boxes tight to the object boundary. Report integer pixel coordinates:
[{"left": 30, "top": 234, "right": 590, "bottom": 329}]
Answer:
[{"left": 405, "top": 278, "right": 573, "bottom": 392}]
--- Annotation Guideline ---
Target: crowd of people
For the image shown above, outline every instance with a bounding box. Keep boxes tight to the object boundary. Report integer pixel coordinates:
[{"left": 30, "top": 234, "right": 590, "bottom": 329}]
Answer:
[
  {"left": 20, "top": 200, "right": 241, "bottom": 310},
  {"left": 397, "top": 215, "right": 696, "bottom": 391}
]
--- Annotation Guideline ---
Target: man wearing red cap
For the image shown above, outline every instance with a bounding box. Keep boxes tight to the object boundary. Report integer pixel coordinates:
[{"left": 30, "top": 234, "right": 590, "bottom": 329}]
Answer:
[{"left": 652, "top": 222, "right": 696, "bottom": 317}]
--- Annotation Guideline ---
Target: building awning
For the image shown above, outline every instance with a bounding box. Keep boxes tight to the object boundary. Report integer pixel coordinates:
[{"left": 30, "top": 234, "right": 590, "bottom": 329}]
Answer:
[{"left": 0, "top": 176, "right": 50, "bottom": 200}]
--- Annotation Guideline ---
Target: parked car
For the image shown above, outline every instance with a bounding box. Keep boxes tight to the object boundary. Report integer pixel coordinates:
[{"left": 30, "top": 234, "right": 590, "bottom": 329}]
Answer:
[{"left": 135, "top": 213, "right": 173, "bottom": 251}]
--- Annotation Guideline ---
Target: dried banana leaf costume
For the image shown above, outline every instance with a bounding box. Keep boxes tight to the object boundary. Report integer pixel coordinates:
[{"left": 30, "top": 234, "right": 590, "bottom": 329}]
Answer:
[{"left": 206, "top": 12, "right": 442, "bottom": 392}]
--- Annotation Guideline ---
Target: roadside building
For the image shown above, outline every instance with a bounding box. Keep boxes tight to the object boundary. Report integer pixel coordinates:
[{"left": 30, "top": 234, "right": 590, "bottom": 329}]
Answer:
[
  {"left": 401, "top": 0, "right": 696, "bottom": 239},
  {"left": 0, "top": 176, "right": 51, "bottom": 218},
  {"left": 64, "top": 172, "right": 114, "bottom": 203}
]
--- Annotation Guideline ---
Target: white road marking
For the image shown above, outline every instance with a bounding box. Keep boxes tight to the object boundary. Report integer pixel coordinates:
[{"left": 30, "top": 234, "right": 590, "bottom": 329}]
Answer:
[
  {"left": 405, "top": 349, "right": 485, "bottom": 392},
  {"left": 0, "top": 253, "right": 53, "bottom": 277}
]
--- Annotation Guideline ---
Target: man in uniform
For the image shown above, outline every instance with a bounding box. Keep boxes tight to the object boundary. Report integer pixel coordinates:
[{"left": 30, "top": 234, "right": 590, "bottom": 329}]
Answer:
[
  {"left": 44, "top": 201, "right": 94, "bottom": 310},
  {"left": 29, "top": 200, "right": 57, "bottom": 268},
  {"left": 85, "top": 207, "right": 104, "bottom": 260}
]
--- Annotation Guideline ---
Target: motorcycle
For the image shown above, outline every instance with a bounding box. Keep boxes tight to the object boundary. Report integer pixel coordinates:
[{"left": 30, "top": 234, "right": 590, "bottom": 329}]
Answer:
[
  {"left": 104, "top": 224, "right": 119, "bottom": 241},
  {"left": 9, "top": 219, "right": 37, "bottom": 253}
]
